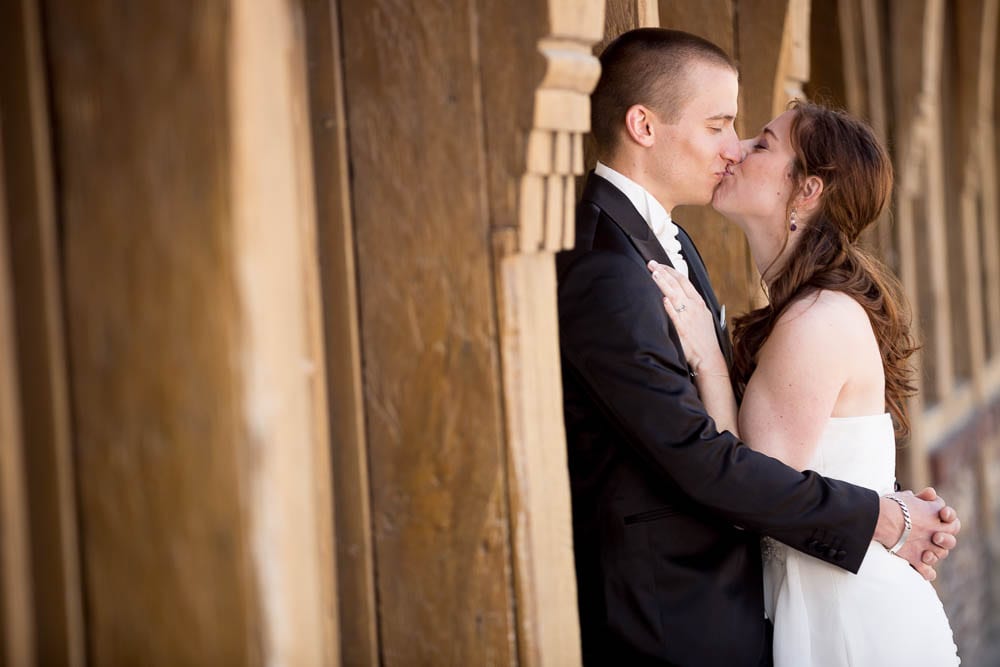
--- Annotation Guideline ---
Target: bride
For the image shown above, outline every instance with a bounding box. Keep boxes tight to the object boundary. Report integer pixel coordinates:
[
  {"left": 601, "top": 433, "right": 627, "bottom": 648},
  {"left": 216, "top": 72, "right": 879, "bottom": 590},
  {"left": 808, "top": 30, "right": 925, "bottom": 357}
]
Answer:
[{"left": 648, "top": 101, "right": 960, "bottom": 665}]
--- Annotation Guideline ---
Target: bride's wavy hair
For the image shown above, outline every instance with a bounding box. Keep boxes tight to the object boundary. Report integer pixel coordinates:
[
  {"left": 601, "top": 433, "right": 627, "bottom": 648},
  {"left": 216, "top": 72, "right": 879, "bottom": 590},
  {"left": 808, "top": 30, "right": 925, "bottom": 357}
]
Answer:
[{"left": 730, "top": 100, "right": 919, "bottom": 435}]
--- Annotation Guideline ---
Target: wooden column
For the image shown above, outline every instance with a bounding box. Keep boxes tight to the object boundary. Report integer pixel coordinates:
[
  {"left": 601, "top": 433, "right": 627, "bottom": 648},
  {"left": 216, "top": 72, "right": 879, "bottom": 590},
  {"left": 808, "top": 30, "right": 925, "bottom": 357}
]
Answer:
[
  {"left": 479, "top": 1, "right": 606, "bottom": 663},
  {"left": 889, "top": 0, "right": 950, "bottom": 486},
  {"left": 0, "top": 124, "right": 35, "bottom": 667},
  {"left": 42, "top": 1, "right": 338, "bottom": 663},
  {"left": 0, "top": 0, "right": 85, "bottom": 664},
  {"left": 302, "top": 0, "right": 376, "bottom": 665},
  {"left": 833, "top": 0, "right": 893, "bottom": 256},
  {"left": 958, "top": 0, "right": 1000, "bottom": 610}
]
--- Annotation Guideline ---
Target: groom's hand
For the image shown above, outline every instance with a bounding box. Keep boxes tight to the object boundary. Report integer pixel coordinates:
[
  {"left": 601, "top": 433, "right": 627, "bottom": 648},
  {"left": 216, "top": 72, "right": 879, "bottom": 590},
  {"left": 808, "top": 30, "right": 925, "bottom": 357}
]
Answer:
[
  {"left": 875, "top": 488, "right": 960, "bottom": 581},
  {"left": 915, "top": 486, "right": 960, "bottom": 563}
]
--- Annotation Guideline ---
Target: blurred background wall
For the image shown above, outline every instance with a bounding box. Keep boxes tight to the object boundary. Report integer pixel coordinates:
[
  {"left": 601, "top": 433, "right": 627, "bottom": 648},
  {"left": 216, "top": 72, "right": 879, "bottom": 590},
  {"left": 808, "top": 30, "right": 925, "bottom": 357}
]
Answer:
[{"left": 0, "top": 0, "right": 996, "bottom": 665}]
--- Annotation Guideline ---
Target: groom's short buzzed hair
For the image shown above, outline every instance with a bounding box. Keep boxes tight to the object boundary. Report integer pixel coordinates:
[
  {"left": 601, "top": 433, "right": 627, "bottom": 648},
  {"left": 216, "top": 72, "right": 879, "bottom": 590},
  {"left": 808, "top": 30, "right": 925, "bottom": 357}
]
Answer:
[{"left": 591, "top": 28, "right": 737, "bottom": 158}]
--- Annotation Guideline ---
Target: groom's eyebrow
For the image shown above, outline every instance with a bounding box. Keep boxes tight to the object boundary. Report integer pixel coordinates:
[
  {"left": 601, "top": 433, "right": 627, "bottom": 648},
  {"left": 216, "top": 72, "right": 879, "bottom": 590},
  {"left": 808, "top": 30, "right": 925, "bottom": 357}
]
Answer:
[{"left": 707, "top": 113, "right": 735, "bottom": 122}]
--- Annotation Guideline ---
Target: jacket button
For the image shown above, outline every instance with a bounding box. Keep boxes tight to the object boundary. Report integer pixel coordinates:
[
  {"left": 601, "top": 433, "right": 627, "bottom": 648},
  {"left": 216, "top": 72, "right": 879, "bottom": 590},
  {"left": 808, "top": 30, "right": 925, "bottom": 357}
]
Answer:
[
  {"left": 827, "top": 547, "right": 839, "bottom": 560},
  {"left": 807, "top": 539, "right": 820, "bottom": 552},
  {"left": 835, "top": 550, "right": 847, "bottom": 562}
]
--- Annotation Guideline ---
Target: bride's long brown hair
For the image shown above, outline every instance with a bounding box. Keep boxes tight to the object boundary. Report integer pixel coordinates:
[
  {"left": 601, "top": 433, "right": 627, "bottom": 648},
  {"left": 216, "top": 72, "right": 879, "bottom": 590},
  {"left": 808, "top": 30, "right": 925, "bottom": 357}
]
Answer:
[{"left": 730, "top": 101, "right": 919, "bottom": 435}]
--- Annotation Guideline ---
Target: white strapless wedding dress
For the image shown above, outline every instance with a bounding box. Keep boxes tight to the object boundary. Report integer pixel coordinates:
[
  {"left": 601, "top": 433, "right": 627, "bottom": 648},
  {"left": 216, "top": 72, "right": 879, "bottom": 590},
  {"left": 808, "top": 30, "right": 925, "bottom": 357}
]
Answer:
[{"left": 763, "top": 414, "right": 960, "bottom": 666}]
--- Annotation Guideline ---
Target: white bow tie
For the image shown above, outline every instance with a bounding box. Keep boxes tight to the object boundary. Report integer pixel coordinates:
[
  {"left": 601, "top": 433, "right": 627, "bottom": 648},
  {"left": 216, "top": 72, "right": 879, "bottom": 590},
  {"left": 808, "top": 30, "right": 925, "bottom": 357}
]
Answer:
[{"left": 650, "top": 214, "right": 687, "bottom": 277}]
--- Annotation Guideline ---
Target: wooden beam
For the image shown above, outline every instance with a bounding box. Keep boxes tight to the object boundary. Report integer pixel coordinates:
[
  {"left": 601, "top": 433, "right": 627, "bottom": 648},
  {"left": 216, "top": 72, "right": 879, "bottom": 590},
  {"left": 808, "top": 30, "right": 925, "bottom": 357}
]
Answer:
[
  {"left": 0, "top": 121, "right": 35, "bottom": 667},
  {"left": 0, "top": 0, "right": 85, "bottom": 663},
  {"left": 979, "top": 0, "right": 1000, "bottom": 361},
  {"left": 860, "top": 0, "right": 893, "bottom": 257},
  {"left": 301, "top": 0, "right": 377, "bottom": 663},
  {"left": 229, "top": 0, "right": 339, "bottom": 662}
]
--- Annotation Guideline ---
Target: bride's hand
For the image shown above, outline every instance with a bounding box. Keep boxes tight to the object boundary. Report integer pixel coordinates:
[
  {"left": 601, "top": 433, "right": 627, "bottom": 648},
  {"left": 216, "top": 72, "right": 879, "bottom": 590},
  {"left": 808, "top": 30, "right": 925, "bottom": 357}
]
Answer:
[{"left": 647, "top": 261, "right": 726, "bottom": 375}]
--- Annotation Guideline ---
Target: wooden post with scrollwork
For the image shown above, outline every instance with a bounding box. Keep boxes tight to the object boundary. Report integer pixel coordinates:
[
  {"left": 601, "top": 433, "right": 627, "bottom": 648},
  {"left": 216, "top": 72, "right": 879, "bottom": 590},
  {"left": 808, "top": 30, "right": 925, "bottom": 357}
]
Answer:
[{"left": 481, "top": 2, "right": 607, "bottom": 663}]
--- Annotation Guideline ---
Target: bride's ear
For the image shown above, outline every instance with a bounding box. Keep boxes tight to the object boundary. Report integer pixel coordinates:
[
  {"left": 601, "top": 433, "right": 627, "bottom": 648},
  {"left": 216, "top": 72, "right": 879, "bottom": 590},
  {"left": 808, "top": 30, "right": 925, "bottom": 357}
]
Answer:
[{"left": 795, "top": 175, "right": 824, "bottom": 212}]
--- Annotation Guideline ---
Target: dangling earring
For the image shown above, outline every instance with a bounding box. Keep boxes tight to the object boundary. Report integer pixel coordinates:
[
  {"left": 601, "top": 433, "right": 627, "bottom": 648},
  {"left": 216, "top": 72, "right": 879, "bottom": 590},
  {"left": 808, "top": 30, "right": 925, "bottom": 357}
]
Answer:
[{"left": 790, "top": 208, "right": 798, "bottom": 232}]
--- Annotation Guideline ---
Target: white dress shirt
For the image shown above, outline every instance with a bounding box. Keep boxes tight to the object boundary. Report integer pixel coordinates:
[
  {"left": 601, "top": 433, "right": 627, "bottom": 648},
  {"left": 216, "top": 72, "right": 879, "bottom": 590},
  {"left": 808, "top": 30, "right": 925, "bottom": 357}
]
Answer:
[{"left": 594, "top": 161, "right": 689, "bottom": 278}]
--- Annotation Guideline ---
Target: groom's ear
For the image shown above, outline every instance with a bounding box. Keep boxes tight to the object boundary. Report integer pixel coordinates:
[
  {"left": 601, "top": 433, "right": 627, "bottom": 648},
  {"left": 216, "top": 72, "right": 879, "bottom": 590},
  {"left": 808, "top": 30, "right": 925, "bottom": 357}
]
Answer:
[{"left": 624, "top": 105, "right": 656, "bottom": 148}]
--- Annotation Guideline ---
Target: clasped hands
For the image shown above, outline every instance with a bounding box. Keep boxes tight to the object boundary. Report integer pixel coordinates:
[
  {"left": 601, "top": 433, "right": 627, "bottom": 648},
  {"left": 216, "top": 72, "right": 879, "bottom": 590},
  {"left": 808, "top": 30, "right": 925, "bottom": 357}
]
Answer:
[{"left": 880, "top": 488, "right": 960, "bottom": 582}]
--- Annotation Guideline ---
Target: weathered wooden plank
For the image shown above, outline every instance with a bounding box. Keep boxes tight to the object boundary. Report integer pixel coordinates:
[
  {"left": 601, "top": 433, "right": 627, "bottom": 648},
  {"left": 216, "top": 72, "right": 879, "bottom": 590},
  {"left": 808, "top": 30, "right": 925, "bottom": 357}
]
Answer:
[
  {"left": 596, "top": 0, "right": 661, "bottom": 54},
  {"left": 230, "top": 0, "right": 339, "bottom": 667},
  {"left": 658, "top": 0, "right": 734, "bottom": 55},
  {"left": 302, "top": 0, "right": 378, "bottom": 662},
  {"left": 340, "top": 1, "right": 516, "bottom": 663},
  {"left": 888, "top": 2, "right": 935, "bottom": 484},
  {"left": 738, "top": 1, "right": 789, "bottom": 138},
  {"left": 42, "top": 2, "right": 257, "bottom": 661},
  {"left": 991, "top": 2, "right": 1000, "bottom": 361},
  {"left": 774, "top": 0, "right": 811, "bottom": 117},
  {"left": 860, "top": 0, "right": 893, "bottom": 257},
  {"left": 0, "top": 0, "right": 84, "bottom": 664},
  {"left": 43, "top": 1, "right": 338, "bottom": 662},
  {"left": 0, "top": 123, "right": 35, "bottom": 667},
  {"left": 977, "top": 0, "right": 1000, "bottom": 361},
  {"left": 895, "top": 190, "right": 931, "bottom": 488},
  {"left": 230, "top": 1, "right": 340, "bottom": 662},
  {"left": 835, "top": 0, "right": 863, "bottom": 112}
]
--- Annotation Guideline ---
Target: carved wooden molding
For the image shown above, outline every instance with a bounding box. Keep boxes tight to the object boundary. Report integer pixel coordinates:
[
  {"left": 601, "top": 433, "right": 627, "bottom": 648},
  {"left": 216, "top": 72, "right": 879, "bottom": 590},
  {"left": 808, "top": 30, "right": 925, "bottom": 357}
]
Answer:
[{"left": 517, "top": 9, "right": 604, "bottom": 254}]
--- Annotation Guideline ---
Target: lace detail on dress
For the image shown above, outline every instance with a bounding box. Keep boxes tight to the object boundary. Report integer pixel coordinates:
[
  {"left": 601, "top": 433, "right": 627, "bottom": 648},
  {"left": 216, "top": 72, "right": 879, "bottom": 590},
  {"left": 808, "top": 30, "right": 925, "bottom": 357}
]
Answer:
[{"left": 761, "top": 536, "right": 785, "bottom": 564}]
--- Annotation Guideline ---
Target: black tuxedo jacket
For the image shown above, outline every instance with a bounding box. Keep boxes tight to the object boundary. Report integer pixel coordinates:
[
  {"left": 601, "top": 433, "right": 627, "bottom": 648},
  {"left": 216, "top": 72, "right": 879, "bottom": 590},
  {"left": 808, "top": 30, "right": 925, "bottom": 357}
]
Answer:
[{"left": 557, "top": 173, "right": 880, "bottom": 666}]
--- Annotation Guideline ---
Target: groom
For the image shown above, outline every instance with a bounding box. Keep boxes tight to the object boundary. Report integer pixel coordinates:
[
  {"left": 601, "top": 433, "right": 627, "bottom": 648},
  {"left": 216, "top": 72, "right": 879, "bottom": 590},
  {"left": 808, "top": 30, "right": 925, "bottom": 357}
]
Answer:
[{"left": 557, "top": 28, "right": 959, "bottom": 666}]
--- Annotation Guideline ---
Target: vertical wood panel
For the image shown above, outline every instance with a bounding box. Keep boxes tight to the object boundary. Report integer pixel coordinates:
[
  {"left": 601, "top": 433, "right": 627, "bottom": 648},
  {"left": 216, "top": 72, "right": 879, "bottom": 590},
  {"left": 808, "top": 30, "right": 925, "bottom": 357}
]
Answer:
[
  {"left": 43, "top": 3, "right": 253, "bottom": 663},
  {"left": 302, "top": 0, "right": 378, "bottom": 664},
  {"left": 0, "top": 0, "right": 85, "bottom": 664},
  {"left": 0, "top": 123, "right": 35, "bottom": 667},
  {"left": 230, "top": 1, "right": 339, "bottom": 663},
  {"left": 920, "top": 0, "right": 954, "bottom": 405},
  {"left": 340, "top": 2, "right": 515, "bottom": 663},
  {"left": 944, "top": 3, "right": 973, "bottom": 385},
  {"left": 600, "top": 0, "right": 660, "bottom": 53},
  {"left": 479, "top": 2, "right": 603, "bottom": 663},
  {"left": 890, "top": 0, "right": 938, "bottom": 486}
]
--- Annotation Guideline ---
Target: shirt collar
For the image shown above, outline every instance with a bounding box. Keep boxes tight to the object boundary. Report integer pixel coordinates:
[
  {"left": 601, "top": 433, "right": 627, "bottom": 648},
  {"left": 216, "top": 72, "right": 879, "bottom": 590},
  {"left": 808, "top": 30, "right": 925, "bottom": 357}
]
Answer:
[{"left": 594, "top": 161, "right": 673, "bottom": 236}]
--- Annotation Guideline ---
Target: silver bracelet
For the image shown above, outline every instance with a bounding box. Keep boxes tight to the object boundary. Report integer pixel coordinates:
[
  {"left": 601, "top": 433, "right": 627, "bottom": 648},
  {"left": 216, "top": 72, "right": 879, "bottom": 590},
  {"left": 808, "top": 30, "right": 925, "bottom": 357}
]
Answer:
[{"left": 884, "top": 494, "right": 912, "bottom": 555}]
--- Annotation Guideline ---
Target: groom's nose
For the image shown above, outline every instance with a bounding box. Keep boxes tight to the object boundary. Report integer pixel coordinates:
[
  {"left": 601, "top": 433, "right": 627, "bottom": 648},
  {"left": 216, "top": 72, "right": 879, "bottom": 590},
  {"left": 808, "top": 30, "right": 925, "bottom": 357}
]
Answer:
[{"left": 720, "top": 128, "right": 742, "bottom": 164}]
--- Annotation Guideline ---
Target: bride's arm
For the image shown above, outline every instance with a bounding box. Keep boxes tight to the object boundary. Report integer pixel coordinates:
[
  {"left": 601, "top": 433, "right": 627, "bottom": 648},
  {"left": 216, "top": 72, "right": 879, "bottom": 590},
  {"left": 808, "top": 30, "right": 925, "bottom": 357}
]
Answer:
[{"left": 649, "top": 263, "right": 739, "bottom": 436}]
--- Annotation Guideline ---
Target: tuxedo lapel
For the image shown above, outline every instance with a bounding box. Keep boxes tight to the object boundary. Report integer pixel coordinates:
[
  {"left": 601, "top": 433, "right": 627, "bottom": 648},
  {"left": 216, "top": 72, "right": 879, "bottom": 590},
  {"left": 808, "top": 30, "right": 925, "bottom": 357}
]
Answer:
[
  {"left": 581, "top": 172, "right": 734, "bottom": 367},
  {"left": 581, "top": 173, "right": 674, "bottom": 269},
  {"left": 676, "top": 229, "right": 733, "bottom": 368}
]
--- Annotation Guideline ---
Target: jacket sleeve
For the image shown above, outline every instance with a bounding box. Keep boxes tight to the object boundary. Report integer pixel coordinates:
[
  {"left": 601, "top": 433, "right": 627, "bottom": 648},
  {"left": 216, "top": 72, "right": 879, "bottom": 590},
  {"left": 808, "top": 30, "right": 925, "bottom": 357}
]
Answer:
[{"left": 558, "top": 248, "right": 880, "bottom": 573}]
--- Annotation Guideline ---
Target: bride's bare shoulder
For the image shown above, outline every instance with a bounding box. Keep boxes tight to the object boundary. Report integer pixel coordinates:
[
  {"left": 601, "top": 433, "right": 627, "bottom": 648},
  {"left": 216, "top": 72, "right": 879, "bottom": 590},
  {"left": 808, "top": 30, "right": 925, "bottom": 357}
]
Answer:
[{"left": 770, "top": 290, "right": 872, "bottom": 349}]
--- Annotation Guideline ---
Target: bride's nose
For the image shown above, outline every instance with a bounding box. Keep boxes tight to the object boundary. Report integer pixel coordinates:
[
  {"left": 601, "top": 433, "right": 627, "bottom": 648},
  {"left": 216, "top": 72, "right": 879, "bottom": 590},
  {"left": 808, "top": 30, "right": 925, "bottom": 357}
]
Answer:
[{"left": 737, "top": 137, "right": 755, "bottom": 163}]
